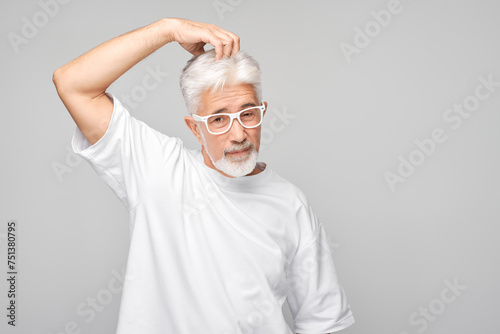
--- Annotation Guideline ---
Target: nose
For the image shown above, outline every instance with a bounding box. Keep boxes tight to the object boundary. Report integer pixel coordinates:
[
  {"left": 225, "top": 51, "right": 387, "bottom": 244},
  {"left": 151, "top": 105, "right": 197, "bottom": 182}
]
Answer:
[{"left": 227, "top": 117, "right": 247, "bottom": 142}]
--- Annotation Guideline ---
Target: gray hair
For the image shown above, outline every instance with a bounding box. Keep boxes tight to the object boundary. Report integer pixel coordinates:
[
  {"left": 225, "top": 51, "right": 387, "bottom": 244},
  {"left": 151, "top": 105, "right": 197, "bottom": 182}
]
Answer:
[{"left": 179, "top": 49, "right": 262, "bottom": 115}]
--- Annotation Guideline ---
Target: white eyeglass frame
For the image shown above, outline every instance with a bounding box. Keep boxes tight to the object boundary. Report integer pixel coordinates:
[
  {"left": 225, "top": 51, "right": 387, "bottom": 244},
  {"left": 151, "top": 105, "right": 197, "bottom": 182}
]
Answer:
[{"left": 192, "top": 103, "right": 266, "bottom": 135}]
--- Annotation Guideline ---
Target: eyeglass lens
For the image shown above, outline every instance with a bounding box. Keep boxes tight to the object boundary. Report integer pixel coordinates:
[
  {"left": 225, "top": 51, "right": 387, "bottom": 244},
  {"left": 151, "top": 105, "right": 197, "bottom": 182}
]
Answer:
[{"left": 207, "top": 107, "right": 262, "bottom": 133}]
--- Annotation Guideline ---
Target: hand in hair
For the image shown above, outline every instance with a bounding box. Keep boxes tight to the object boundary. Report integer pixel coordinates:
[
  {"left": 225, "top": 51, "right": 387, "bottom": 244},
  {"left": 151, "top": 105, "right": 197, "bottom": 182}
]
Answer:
[{"left": 167, "top": 18, "right": 240, "bottom": 60}]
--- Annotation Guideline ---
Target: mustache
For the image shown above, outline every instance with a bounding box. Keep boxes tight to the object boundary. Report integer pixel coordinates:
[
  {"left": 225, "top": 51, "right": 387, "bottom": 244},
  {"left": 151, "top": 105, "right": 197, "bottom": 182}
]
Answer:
[{"left": 224, "top": 140, "right": 255, "bottom": 155}]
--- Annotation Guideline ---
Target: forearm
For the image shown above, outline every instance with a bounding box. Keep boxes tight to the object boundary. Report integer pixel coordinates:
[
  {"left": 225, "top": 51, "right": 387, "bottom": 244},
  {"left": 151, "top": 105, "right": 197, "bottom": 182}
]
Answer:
[
  {"left": 52, "top": 17, "right": 238, "bottom": 145},
  {"left": 53, "top": 18, "right": 174, "bottom": 98}
]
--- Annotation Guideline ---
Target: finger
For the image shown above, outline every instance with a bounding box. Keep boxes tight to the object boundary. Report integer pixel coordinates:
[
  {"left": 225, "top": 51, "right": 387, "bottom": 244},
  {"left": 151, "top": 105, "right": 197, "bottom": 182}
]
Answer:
[
  {"left": 195, "top": 29, "right": 222, "bottom": 60},
  {"left": 214, "top": 30, "right": 239, "bottom": 57},
  {"left": 226, "top": 32, "right": 240, "bottom": 56},
  {"left": 213, "top": 31, "right": 238, "bottom": 58},
  {"left": 221, "top": 37, "right": 233, "bottom": 58},
  {"left": 211, "top": 39, "right": 225, "bottom": 60},
  {"left": 202, "top": 25, "right": 238, "bottom": 60},
  {"left": 206, "top": 32, "right": 228, "bottom": 59}
]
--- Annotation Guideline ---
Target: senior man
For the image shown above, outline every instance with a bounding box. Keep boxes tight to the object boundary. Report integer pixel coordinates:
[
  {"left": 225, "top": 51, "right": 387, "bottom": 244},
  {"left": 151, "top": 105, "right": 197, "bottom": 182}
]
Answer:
[{"left": 53, "top": 18, "right": 354, "bottom": 334}]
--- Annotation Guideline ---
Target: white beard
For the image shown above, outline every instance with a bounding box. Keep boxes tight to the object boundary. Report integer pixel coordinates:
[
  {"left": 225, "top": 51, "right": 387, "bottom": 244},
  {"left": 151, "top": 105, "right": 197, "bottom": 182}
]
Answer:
[
  {"left": 200, "top": 129, "right": 258, "bottom": 178},
  {"left": 212, "top": 148, "right": 258, "bottom": 177}
]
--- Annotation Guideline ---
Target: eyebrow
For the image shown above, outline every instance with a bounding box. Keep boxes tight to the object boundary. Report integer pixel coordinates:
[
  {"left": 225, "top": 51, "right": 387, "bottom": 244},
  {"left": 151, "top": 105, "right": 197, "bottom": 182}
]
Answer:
[{"left": 211, "top": 102, "right": 258, "bottom": 115}]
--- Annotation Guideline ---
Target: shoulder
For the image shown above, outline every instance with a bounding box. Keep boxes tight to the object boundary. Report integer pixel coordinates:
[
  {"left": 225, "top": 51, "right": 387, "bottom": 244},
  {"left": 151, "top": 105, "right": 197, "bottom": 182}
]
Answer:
[{"left": 109, "top": 93, "right": 187, "bottom": 148}]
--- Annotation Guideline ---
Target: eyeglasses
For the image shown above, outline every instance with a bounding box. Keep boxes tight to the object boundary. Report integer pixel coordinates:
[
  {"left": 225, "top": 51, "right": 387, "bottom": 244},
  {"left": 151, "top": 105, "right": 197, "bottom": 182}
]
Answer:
[{"left": 192, "top": 104, "right": 265, "bottom": 135}]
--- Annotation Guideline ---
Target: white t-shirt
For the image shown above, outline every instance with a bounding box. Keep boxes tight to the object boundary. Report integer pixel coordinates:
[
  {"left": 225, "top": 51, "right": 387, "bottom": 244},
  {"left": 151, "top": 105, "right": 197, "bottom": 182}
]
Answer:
[{"left": 71, "top": 93, "right": 354, "bottom": 334}]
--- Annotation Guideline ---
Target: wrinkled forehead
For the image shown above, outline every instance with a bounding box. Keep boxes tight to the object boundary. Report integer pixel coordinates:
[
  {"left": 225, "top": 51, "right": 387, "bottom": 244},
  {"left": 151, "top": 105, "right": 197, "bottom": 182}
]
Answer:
[{"left": 197, "top": 83, "right": 258, "bottom": 116}]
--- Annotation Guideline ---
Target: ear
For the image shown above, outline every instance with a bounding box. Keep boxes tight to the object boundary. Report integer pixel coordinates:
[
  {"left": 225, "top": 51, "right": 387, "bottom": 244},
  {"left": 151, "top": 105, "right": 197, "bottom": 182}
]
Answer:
[
  {"left": 263, "top": 101, "right": 268, "bottom": 117},
  {"left": 184, "top": 116, "right": 204, "bottom": 146}
]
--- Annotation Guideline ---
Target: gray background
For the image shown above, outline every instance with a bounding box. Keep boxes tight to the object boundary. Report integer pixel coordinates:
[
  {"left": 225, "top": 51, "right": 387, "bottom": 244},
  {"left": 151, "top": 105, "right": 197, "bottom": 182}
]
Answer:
[{"left": 1, "top": 0, "right": 499, "bottom": 333}]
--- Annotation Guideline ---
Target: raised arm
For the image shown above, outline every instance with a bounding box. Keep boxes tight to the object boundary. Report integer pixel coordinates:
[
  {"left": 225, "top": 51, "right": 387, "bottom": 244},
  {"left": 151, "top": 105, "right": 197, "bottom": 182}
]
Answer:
[{"left": 53, "top": 18, "right": 239, "bottom": 145}]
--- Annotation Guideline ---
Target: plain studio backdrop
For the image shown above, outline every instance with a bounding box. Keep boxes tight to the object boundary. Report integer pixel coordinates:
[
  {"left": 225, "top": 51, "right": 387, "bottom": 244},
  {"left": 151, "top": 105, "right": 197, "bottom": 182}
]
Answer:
[{"left": 1, "top": 0, "right": 499, "bottom": 333}]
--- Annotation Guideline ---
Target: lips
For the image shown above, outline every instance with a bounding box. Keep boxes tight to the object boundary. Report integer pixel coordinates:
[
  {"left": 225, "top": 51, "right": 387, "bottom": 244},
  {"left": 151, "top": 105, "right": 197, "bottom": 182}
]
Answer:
[{"left": 227, "top": 147, "right": 250, "bottom": 155}]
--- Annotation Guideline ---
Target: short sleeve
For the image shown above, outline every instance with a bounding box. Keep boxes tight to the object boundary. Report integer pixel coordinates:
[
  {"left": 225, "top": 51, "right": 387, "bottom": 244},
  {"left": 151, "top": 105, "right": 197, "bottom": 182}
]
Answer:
[
  {"left": 71, "top": 93, "right": 183, "bottom": 211},
  {"left": 286, "top": 219, "right": 355, "bottom": 333}
]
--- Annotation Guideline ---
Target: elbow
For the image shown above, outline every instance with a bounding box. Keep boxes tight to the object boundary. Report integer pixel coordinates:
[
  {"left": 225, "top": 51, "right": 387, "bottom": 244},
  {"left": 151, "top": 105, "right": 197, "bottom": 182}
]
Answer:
[
  {"left": 52, "top": 66, "right": 74, "bottom": 98},
  {"left": 52, "top": 65, "right": 70, "bottom": 87},
  {"left": 52, "top": 67, "right": 65, "bottom": 93}
]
